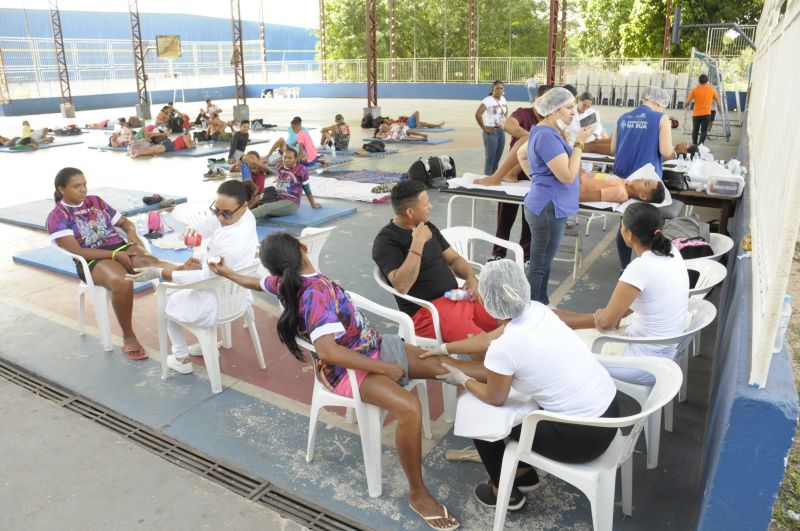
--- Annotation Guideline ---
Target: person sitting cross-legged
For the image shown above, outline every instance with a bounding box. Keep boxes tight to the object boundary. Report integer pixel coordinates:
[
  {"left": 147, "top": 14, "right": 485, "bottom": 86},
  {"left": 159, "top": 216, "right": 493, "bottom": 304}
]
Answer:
[
  {"left": 209, "top": 232, "right": 487, "bottom": 530},
  {"left": 372, "top": 179, "right": 500, "bottom": 344}
]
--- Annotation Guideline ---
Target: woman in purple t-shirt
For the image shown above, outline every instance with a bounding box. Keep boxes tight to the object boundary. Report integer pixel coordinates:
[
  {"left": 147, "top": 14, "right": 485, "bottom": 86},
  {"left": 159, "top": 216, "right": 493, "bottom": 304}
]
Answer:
[
  {"left": 210, "top": 232, "right": 486, "bottom": 530},
  {"left": 524, "top": 87, "right": 595, "bottom": 304},
  {"left": 45, "top": 167, "right": 178, "bottom": 360}
]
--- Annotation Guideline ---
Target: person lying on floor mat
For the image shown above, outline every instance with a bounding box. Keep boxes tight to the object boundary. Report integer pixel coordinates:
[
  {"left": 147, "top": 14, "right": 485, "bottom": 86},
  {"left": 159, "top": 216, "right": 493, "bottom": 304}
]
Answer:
[
  {"left": 130, "top": 128, "right": 194, "bottom": 159},
  {"left": 209, "top": 231, "right": 487, "bottom": 531},
  {"left": 46, "top": 167, "right": 183, "bottom": 361},
  {"left": 373, "top": 121, "right": 428, "bottom": 142}
]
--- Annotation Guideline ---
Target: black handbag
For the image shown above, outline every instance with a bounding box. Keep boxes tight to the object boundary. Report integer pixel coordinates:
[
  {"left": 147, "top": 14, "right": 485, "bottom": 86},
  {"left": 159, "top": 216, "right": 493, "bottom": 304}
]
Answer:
[
  {"left": 663, "top": 170, "right": 690, "bottom": 191},
  {"left": 258, "top": 186, "right": 279, "bottom": 204}
]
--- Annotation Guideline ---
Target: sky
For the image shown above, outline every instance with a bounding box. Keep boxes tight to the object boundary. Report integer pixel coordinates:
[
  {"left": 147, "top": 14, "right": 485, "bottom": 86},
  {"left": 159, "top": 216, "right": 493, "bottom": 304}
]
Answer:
[{"left": 2, "top": 0, "right": 321, "bottom": 29}]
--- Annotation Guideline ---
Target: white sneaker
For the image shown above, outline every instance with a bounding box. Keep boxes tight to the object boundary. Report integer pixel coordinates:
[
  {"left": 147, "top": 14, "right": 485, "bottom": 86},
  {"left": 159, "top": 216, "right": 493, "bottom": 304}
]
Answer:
[
  {"left": 187, "top": 342, "right": 222, "bottom": 357},
  {"left": 167, "top": 354, "right": 194, "bottom": 374}
]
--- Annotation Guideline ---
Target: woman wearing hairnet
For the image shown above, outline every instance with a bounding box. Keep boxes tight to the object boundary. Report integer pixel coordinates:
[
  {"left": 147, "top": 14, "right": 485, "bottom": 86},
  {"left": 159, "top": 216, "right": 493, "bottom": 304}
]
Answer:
[
  {"left": 523, "top": 87, "right": 595, "bottom": 304},
  {"left": 435, "top": 260, "right": 619, "bottom": 510},
  {"left": 609, "top": 86, "right": 679, "bottom": 270}
]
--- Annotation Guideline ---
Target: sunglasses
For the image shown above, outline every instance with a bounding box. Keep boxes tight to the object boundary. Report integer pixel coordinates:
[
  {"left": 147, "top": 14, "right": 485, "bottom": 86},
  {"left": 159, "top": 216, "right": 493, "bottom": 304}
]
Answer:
[{"left": 209, "top": 201, "right": 244, "bottom": 220}]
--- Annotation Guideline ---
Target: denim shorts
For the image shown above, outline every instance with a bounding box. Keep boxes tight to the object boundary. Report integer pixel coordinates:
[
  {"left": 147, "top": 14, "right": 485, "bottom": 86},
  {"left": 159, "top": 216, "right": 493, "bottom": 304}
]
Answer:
[{"left": 160, "top": 138, "right": 175, "bottom": 152}]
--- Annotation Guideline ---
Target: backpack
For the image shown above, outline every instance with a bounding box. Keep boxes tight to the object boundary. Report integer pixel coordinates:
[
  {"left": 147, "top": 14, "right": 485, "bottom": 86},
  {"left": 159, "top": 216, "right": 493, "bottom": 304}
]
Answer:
[
  {"left": 662, "top": 215, "right": 711, "bottom": 242},
  {"left": 168, "top": 115, "right": 184, "bottom": 133},
  {"left": 673, "top": 237, "right": 714, "bottom": 259},
  {"left": 407, "top": 156, "right": 457, "bottom": 189},
  {"left": 362, "top": 140, "right": 385, "bottom": 153},
  {"left": 361, "top": 114, "right": 375, "bottom": 129},
  {"left": 193, "top": 130, "right": 208, "bottom": 142}
]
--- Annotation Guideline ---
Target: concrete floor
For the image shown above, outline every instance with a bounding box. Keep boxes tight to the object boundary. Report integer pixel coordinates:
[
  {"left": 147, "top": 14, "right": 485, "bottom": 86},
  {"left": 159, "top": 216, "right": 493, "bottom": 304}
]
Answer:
[{"left": 0, "top": 95, "right": 740, "bottom": 530}]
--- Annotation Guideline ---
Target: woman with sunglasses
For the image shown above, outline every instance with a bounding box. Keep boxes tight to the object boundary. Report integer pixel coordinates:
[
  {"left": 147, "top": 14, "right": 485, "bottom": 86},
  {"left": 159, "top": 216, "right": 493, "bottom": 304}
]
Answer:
[
  {"left": 127, "top": 180, "right": 258, "bottom": 375},
  {"left": 47, "top": 167, "right": 177, "bottom": 360}
]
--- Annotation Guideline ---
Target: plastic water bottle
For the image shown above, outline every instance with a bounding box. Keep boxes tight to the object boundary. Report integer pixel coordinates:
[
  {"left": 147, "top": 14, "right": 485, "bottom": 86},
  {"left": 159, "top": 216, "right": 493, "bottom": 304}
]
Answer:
[
  {"left": 444, "top": 289, "right": 470, "bottom": 301},
  {"left": 773, "top": 295, "right": 793, "bottom": 353},
  {"left": 135, "top": 215, "right": 147, "bottom": 235}
]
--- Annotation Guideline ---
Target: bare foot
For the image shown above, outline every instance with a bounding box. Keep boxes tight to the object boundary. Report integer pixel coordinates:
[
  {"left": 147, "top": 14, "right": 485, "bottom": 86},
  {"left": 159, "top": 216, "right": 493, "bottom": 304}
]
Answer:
[
  {"left": 409, "top": 493, "right": 458, "bottom": 530},
  {"left": 473, "top": 175, "right": 501, "bottom": 186},
  {"left": 122, "top": 334, "right": 144, "bottom": 352}
]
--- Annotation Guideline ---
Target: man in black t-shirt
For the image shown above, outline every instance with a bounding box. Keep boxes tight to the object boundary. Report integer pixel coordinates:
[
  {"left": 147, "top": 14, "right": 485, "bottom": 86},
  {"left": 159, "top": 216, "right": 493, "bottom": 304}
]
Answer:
[{"left": 372, "top": 180, "right": 498, "bottom": 343}]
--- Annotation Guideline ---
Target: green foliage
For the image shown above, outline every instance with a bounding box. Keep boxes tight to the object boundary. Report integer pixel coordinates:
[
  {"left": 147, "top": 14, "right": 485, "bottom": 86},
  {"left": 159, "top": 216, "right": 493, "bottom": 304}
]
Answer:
[{"left": 320, "top": 0, "right": 550, "bottom": 60}]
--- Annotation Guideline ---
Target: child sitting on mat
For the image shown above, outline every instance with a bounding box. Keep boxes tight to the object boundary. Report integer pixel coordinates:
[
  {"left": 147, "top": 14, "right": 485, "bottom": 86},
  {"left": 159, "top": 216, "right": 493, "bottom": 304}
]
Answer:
[{"left": 250, "top": 148, "right": 320, "bottom": 219}]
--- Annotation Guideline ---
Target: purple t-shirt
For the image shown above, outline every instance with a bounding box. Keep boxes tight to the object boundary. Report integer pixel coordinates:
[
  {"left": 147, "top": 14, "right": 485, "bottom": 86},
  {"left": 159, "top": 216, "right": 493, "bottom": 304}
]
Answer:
[
  {"left": 274, "top": 163, "right": 310, "bottom": 205},
  {"left": 261, "top": 273, "right": 381, "bottom": 388},
  {"left": 524, "top": 125, "right": 579, "bottom": 218},
  {"left": 46, "top": 195, "right": 125, "bottom": 248}
]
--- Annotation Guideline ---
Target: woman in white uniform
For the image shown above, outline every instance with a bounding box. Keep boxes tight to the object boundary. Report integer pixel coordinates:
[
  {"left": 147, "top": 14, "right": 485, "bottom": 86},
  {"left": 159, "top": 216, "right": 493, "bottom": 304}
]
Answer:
[
  {"left": 554, "top": 202, "right": 689, "bottom": 384},
  {"left": 435, "top": 260, "right": 619, "bottom": 511},
  {"left": 127, "top": 180, "right": 259, "bottom": 374}
]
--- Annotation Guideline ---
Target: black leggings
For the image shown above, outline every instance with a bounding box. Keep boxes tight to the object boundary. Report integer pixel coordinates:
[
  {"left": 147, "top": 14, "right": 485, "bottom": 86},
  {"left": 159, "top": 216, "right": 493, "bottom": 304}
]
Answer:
[
  {"left": 692, "top": 114, "right": 712, "bottom": 145},
  {"left": 473, "top": 394, "right": 620, "bottom": 487}
]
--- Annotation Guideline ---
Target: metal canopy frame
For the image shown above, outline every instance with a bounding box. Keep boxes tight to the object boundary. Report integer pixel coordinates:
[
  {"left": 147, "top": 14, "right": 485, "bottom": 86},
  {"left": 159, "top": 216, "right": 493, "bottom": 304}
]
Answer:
[
  {"left": 231, "top": 0, "right": 247, "bottom": 105},
  {"left": 546, "top": 0, "right": 558, "bottom": 85},
  {"left": 365, "top": 0, "right": 377, "bottom": 106},
  {"left": 559, "top": 0, "right": 567, "bottom": 82},
  {"left": 469, "top": 0, "right": 477, "bottom": 82},
  {"left": 48, "top": 0, "right": 72, "bottom": 105},
  {"left": 128, "top": 0, "right": 148, "bottom": 108},
  {"left": 319, "top": 0, "right": 327, "bottom": 81},
  {"left": 388, "top": 0, "right": 396, "bottom": 81}
]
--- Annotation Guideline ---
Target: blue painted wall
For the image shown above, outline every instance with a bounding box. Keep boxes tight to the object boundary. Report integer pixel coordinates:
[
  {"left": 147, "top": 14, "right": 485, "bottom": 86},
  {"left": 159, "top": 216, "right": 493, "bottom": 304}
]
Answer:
[
  {"left": 0, "top": 9, "right": 317, "bottom": 61},
  {"left": 695, "top": 120, "right": 798, "bottom": 530}
]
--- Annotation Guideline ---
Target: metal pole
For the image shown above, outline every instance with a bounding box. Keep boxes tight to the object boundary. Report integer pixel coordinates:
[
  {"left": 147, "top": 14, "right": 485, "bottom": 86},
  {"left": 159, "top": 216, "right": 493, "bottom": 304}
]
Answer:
[
  {"left": 468, "top": 0, "right": 476, "bottom": 82},
  {"left": 365, "top": 0, "right": 378, "bottom": 107},
  {"left": 128, "top": 0, "right": 150, "bottom": 119},
  {"left": 559, "top": 0, "right": 567, "bottom": 83},
  {"left": 546, "top": 0, "right": 558, "bottom": 85},
  {"left": 230, "top": 0, "right": 248, "bottom": 119},
  {"left": 259, "top": 0, "right": 267, "bottom": 81},
  {"left": 443, "top": 0, "right": 447, "bottom": 83},
  {"left": 48, "top": 0, "right": 74, "bottom": 116},
  {"left": 389, "top": 0, "right": 396, "bottom": 81},
  {"left": 0, "top": 47, "right": 10, "bottom": 104},
  {"left": 319, "top": 0, "right": 326, "bottom": 81}
]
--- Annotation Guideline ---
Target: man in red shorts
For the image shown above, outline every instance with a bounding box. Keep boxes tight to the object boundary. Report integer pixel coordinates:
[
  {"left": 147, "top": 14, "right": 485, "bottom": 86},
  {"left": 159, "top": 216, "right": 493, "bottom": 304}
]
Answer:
[{"left": 372, "top": 179, "right": 499, "bottom": 343}]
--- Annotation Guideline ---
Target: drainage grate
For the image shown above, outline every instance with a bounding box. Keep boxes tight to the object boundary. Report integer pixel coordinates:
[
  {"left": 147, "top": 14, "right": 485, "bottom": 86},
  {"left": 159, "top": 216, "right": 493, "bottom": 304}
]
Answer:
[{"left": 0, "top": 359, "right": 368, "bottom": 531}]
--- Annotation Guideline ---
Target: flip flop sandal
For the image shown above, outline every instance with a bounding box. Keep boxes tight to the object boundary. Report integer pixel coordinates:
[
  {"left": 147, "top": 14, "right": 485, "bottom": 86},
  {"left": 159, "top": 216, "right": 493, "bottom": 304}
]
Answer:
[
  {"left": 408, "top": 503, "right": 460, "bottom": 531},
  {"left": 444, "top": 445, "right": 482, "bottom": 463},
  {"left": 123, "top": 346, "right": 148, "bottom": 360}
]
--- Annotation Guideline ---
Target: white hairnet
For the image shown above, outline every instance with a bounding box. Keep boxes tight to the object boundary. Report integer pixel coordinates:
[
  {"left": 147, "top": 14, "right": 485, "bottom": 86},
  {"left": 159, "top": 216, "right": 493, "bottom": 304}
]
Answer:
[
  {"left": 641, "top": 86, "right": 671, "bottom": 107},
  {"left": 534, "top": 87, "right": 575, "bottom": 117},
  {"left": 478, "top": 259, "right": 530, "bottom": 320}
]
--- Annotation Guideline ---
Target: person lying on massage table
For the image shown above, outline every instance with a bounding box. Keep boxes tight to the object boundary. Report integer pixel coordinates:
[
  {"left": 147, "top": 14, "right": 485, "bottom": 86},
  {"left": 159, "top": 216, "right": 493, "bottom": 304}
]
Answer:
[{"left": 578, "top": 172, "right": 666, "bottom": 204}]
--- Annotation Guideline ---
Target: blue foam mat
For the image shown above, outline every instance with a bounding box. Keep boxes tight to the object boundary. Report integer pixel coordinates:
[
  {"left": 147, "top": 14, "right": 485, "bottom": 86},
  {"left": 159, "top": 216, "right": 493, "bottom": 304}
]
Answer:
[
  {"left": 305, "top": 156, "right": 353, "bottom": 170},
  {"left": 361, "top": 136, "right": 452, "bottom": 145},
  {"left": 411, "top": 127, "right": 454, "bottom": 132},
  {"left": 257, "top": 202, "right": 356, "bottom": 228},
  {"left": 354, "top": 148, "right": 400, "bottom": 157},
  {"left": 0, "top": 140, "right": 84, "bottom": 153},
  {"left": 0, "top": 187, "right": 187, "bottom": 231},
  {"left": 13, "top": 247, "right": 153, "bottom": 292}
]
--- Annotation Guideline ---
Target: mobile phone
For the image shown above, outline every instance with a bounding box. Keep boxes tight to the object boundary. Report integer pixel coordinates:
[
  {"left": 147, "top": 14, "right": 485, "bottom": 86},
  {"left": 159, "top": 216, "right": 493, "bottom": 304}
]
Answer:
[{"left": 579, "top": 113, "right": 598, "bottom": 128}]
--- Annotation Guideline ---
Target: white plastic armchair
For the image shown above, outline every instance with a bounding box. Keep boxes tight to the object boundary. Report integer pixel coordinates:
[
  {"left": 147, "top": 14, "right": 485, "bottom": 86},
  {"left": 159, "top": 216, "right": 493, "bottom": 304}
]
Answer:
[
  {"left": 156, "top": 261, "right": 266, "bottom": 394},
  {"left": 53, "top": 236, "right": 158, "bottom": 352},
  {"left": 304, "top": 290, "right": 431, "bottom": 498},
  {"left": 493, "top": 356, "right": 683, "bottom": 531},
  {"left": 372, "top": 264, "right": 459, "bottom": 422},
  {"left": 439, "top": 226, "right": 524, "bottom": 272},
  {"left": 590, "top": 298, "right": 717, "bottom": 469},
  {"left": 685, "top": 258, "right": 727, "bottom": 357},
  {"left": 299, "top": 226, "right": 336, "bottom": 271},
  {"left": 685, "top": 233, "right": 734, "bottom": 264}
]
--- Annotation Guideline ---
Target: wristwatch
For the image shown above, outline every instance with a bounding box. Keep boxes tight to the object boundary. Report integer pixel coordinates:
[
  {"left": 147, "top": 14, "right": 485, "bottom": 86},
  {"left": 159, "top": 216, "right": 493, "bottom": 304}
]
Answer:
[{"left": 573, "top": 141, "right": 584, "bottom": 150}]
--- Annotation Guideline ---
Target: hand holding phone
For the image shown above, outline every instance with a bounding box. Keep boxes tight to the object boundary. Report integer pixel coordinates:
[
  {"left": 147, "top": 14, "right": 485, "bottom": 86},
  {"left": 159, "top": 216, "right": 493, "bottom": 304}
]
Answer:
[{"left": 579, "top": 113, "right": 598, "bottom": 128}]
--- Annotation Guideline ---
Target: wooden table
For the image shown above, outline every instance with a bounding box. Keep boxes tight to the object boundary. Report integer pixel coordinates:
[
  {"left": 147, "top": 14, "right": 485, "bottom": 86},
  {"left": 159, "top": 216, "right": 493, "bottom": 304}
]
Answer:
[{"left": 668, "top": 188, "right": 738, "bottom": 234}]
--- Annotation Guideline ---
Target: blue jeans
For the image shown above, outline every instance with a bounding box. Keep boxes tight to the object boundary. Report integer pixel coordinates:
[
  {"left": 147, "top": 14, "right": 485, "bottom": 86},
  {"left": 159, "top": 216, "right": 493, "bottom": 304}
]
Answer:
[
  {"left": 524, "top": 202, "right": 567, "bottom": 305},
  {"left": 527, "top": 86, "right": 537, "bottom": 103},
  {"left": 482, "top": 127, "right": 505, "bottom": 175}
]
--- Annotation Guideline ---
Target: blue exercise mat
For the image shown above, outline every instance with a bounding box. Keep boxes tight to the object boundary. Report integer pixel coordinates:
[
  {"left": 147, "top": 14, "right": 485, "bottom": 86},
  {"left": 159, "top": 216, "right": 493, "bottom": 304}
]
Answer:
[
  {"left": 0, "top": 187, "right": 187, "bottom": 231},
  {"left": 410, "top": 127, "right": 454, "bottom": 132},
  {"left": 12, "top": 247, "right": 153, "bottom": 293},
  {"left": 361, "top": 137, "right": 452, "bottom": 145},
  {"left": 306, "top": 156, "right": 353, "bottom": 170},
  {"left": 257, "top": 203, "right": 356, "bottom": 228},
  {"left": 0, "top": 140, "right": 84, "bottom": 153},
  {"left": 354, "top": 148, "right": 400, "bottom": 158}
]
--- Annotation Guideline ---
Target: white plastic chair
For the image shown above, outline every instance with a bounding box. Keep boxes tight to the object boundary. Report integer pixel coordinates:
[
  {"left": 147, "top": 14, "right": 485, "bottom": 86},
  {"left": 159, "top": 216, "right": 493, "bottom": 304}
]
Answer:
[
  {"left": 493, "top": 356, "right": 683, "bottom": 531},
  {"left": 626, "top": 74, "right": 639, "bottom": 106},
  {"left": 663, "top": 73, "right": 677, "bottom": 108},
  {"left": 600, "top": 71, "right": 615, "bottom": 105},
  {"left": 53, "top": 237, "right": 158, "bottom": 352},
  {"left": 686, "top": 259, "right": 727, "bottom": 357},
  {"left": 637, "top": 72, "right": 652, "bottom": 103},
  {"left": 675, "top": 72, "right": 690, "bottom": 108},
  {"left": 588, "top": 70, "right": 601, "bottom": 99},
  {"left": 614, "top": 72, "right": 628, "bottom": 106},
  {"left": 156, "top": 262, "right": 266, "bottom": 394},
  {"left": 590, "top": 299, "right": 717, "bottom": 469},
  {"left": 299, "top": 226, "right": 336, "bottom": 271},
  {"left": 372, "top": 264, "right": 457, "bottom": 422},
  {"left": 439, "top": 226, "right": 524, "bottom": 272},
  {"left": 684, "top": 233, "right": 734, "bottom": 263},
  {"left": 304, "top": 290, "right": 431, "bottom": 498}
]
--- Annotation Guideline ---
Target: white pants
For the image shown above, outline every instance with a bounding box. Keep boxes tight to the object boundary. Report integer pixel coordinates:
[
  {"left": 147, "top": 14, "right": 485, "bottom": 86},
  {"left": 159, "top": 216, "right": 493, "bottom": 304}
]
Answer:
[{"left": 166, "top": 289, "right": 218, "bottom": 359}]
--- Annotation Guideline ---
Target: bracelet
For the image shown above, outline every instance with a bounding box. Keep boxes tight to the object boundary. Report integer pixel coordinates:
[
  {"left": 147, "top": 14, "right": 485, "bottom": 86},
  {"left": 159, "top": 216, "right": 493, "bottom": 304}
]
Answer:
[
  {"left": 409, "top": 249, "right": 422, "bottom": 258},
  {"left": 111, "top": 249, "right": 119, "bottom": 261},
  {"left": 440, "top": 343, "right": 449, "bottom": 355},
  {"left": 573, "top": 142, "right": 585, "bottom": 150}
]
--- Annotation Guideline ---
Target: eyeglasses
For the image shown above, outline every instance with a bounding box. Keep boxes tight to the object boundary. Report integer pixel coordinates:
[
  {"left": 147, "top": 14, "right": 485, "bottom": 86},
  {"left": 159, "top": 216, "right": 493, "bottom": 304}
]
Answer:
[{"left": 209, "top": 201, "right": 244, "bottom": 220}]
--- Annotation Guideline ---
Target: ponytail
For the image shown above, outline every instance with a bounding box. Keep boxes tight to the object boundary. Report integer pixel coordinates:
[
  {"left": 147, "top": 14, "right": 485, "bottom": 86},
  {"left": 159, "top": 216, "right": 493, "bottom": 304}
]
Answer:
[
  {"left": 621, "top": 202, "right": 674, "bottom": 257},
  {"left": 259, "top": 233, "right": 305, "bottom": 360},
  {"left": 53, "top": 167, "right": 82, "bottom": 202}
]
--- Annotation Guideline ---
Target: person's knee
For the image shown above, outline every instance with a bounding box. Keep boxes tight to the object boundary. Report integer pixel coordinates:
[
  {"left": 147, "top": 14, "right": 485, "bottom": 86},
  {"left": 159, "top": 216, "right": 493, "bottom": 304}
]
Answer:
[
  {"left": 110, "top": 276, "right": 134, "bottom": 294},
  {"left": 394, "top": 393, "right": 422, "bottom": 422}
]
